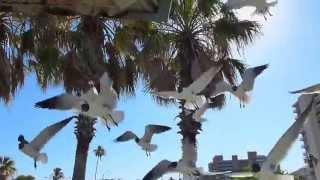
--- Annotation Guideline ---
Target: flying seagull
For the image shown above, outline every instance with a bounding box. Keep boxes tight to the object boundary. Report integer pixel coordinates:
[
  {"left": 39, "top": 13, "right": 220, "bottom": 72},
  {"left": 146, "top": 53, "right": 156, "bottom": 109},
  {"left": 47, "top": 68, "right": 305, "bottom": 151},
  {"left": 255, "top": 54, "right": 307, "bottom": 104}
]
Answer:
[
  {"left": 228, "top": 94, "right": 319, "bottom": 180},
  {"left": 225, "top": 0, "right": 278, "bottom": 18},
  {"left": 290, "top": 83, "right": 320, "bottom": 94},
  {"left": 142, "top": 159, "right": 201, "bottom": 180},
  {"left": 201, "top": 64, "right": 268, "bottom": 108},
  {"left": 18, "top": 116, "right": 76, "bottom": 168},
  {"left": 154, "top": 65, "right": 222, "bottom": 107},
  {"left": 35, "top": 72, "right": 124, "bottom": 130},
  {"left": 114, "top": 125, "right": 171, "bottom": 156}
]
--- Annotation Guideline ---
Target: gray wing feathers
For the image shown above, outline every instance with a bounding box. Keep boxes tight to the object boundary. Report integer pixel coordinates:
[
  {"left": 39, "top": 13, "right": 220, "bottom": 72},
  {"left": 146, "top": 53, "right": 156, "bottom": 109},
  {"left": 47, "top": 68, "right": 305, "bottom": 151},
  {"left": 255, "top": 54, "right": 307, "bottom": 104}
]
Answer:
[
  {"left": 290, "top": 84, "right": 320, "bottom": 94},
  {"left": 114, "top": 131, "right": 138, "bottom": 142},
  {"left": 35, "top": 94, "right": 82, "bottom": 110},
  {"left": 30, "top": 117, "right": 74, "bottom": 151},
  {"left": 143, "top": 125, "right": 171, "bottom": 143},
  {"left": 262, "top": 99, "right": 314, "bottom": 171},
  {"left": 188, "top": 65, "right": 222, "bottom": 94},
  {"left": 252, "top": 64, "right": 268, "bottom": 77},
  {"left": 142, "top": 160, "right": 173, "bottom": 180}
]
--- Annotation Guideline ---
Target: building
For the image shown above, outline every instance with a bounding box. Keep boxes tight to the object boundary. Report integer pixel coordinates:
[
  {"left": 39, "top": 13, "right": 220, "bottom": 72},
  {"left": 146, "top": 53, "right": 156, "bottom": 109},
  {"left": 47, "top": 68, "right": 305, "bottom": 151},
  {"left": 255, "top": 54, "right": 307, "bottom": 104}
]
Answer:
[
  {"left": 291, "top": 167, "right": 316, "bottom": 180},
  {"left": 208, "top": 151, "right": 267, "bottom": 172},
  {"left": 0, "top": 0, "right": 172, "bottom": 22},
  {"left": 294, "top": 94, "right": 320, "bottom": 180}
]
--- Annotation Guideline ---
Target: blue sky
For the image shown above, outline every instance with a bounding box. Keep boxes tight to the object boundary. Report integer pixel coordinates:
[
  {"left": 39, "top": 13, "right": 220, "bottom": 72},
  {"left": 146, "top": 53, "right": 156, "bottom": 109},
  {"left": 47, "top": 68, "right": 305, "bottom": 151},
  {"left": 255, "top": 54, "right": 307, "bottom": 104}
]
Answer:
[{"left": 1, "top": 0, "right": 320, "bottom": 179}]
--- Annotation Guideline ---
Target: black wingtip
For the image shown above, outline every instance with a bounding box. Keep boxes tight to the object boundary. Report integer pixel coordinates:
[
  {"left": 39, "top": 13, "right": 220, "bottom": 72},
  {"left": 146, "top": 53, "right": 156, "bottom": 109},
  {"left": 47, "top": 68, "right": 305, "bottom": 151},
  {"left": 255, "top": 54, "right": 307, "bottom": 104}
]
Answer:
[{"left": 34, "top": 97, "right": 57, "bottom": 109}]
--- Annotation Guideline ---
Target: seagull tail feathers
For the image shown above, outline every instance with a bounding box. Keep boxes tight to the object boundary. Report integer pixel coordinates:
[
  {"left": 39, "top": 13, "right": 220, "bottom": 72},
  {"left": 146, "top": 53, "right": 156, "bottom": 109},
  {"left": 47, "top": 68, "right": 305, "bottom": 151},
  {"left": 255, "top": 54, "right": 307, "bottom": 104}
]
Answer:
[
  {"left": 242, "top": 93, "right": 251, "bottom": 104},
  {"left": 145, "top": 144, "right": 157, "bottom": 152},
  {"left": 37, "top": 153, "right": 48, "bottom": 164}
]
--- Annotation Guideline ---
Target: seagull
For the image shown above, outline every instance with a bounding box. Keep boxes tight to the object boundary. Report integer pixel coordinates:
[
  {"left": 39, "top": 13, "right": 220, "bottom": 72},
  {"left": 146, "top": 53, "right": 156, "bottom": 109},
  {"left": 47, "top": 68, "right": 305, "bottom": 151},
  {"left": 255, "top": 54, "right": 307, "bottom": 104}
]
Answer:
[
  {"left": 290, "top": 83, "right": 320, "bottom": 94},
  {"left": 114, "top": 125, "right": 171, "bottom": 156},
  {"left": 18, "top": 116, "right": 76, "bottom": 168},
  {"left": 35, "top": 72, "right": 124, "bottom": 130},
  {"left": 228, "top": 94, "right": 319, "bottom": 180},
  {"left": 142, "top": 159, "right": 201, "bottom": 180},
  {"left": 225, "top": 0, "right": 278, "bottom": 18},
  {"left": 154, "top": 65, "right": 222, "bottom": 107},
  {"left": 201, "top": 64, "right": 268, "bottom": 108}
]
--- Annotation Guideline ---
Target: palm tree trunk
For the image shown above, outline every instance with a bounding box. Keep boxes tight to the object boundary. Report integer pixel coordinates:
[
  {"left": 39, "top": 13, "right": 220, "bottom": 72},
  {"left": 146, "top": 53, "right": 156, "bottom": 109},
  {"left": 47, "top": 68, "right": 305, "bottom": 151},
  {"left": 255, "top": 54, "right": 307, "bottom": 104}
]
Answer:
[
  {"left": 178, "top": 106, "right": 201, "bottom": 180},
  {"left": 177, "top": 46, "right": 200, "bottom": 180},
  {"left": 94, "top": 158, "right": 99, "bottom": 180},
  {"left": 72, "top": 115, "right": 96, "bottom": 180}
]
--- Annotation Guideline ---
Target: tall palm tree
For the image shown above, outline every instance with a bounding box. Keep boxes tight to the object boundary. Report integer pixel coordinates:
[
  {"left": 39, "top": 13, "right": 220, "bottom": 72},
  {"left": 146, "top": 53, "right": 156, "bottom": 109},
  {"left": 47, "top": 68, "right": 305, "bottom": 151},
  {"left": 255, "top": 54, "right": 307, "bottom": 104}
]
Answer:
[
  {"left": 0, "top": 156, "right": 16, "bottom": 180},
  {"left": 0, "top": 11, "right": 140, "bottom": 180},
  {"left": 94, "top": 145, "right": 106, "bottom": 180},
  {"left": 123, "top": 0, "right": 261, "bottom": 178},
  {"left": 52, "top": 167, "right": 64, "bottom": 180}
]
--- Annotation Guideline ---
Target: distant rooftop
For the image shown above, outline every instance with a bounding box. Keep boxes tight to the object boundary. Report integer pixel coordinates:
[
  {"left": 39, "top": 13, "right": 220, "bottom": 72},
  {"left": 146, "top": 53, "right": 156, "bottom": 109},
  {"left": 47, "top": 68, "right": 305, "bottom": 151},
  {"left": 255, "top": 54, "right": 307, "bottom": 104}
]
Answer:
[
  {"left": 208, "top": 151, "right": 267, "bottom": 172},
  {"left": 0, "top": 0, "right": 172, "bottom": 22}
]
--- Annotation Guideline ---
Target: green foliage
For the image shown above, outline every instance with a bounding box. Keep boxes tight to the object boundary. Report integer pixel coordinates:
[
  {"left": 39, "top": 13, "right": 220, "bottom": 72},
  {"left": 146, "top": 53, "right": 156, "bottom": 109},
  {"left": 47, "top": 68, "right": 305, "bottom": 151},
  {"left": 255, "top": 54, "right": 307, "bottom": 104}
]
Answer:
[
  {"left": 15, "top": 175, "right": 35, "bottom": 180},
  {"left": 0, "top": 156, "right": 16, "bottom": 177}
]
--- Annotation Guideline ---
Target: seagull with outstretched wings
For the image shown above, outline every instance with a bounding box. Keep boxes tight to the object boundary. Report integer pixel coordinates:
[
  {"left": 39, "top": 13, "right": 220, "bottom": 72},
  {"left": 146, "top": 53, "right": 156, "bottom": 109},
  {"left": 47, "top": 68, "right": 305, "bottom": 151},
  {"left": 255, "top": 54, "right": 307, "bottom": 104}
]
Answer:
[
  {"left": 114, "top": 124, "right": 171, "bottom": 156},
  {"left": 225, "top": 0, "right": 278, "bottom": 18},
  {"left": 154, "top": 65, "right": 222, "bottom": 107},
  {"left": 199, "top": 64, "right": 268, "bottom": 108},
  {"left": 18, "top": 116, "right": 76, "bottom": 168},
  {"left": 290, "top": 83, "right": 320, "bottom": 94},
  {"left": 142, "top": 159, "right": 201, "bottom": 180},
  {"left": 227, "top": 94, "right": 320, "bottom": 180},
  {"left": 35, "top": 72, "right": 124, "bottom": 130}
]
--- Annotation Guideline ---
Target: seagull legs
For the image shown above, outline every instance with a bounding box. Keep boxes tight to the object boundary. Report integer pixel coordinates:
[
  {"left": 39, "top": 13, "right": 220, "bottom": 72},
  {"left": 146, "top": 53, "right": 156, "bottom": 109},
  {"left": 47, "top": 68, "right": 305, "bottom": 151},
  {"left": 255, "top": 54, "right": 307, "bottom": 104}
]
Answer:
[
  {"left": 145, "top": 150, "right": 151, "bottom": 157},
  {"left": 108, "top": 114, "right": 118, "bottom": 126}
]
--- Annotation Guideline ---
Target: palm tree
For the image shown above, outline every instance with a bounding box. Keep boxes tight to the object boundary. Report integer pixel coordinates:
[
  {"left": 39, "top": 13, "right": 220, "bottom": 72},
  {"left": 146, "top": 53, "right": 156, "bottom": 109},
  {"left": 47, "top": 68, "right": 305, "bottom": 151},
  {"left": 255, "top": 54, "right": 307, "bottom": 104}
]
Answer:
[
  {"left": 52, "top": 167, "right": 64, "bottom": 180},
  {"left": 15, "top": 175, "right": 36, "bottom": 180},
  {"left": 94, "top": 145, "right": 106, "bottom": 180},
  {"left": 0, "top": 156, "right": 16, "bottom": 180},
  {"left": 0, "top": 13, "right": 140, "bottom": 180},
  {"left": 124, "top": 0, "right": 261, "bottom": 178}
]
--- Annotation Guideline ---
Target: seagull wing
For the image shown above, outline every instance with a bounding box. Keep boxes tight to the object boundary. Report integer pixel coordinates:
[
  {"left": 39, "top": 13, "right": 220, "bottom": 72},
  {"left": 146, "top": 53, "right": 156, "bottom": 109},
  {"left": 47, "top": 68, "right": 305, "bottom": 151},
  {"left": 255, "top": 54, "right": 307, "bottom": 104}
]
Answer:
[
  {"left": 35, "top": 93, "right": 83, "bottom": 110},
  {"left": 142, "top": 125, "right": 171, "bottom": 143},
  {"left": 114, "top": 131, "right": 138, "bottom": 142},
  {"left": 154, "top": 91, "right": 179, "bottom": 99},
  {"left": 209, "top": 80, "right": 232, "bottom": 97},
  {"left": 290, "top": 83, "right": 320, "bottom": 94},
  {"left": 261, "top": 98, "right": 314, "bottom": 172},
  {"left": 98, "top": 72, "right": 118, "bottom": 109},
  {"left": 226, "top": 0, "right": 258, "bottom": 9},
  {"left": 30, "top": 116, "right": 75, "bottom": 151},
  {"left": 142, "top": 160, "right": 175, "bottom": 180},
  {"left": 188, "top": 65, "right": 222, "bottom": 94},
  {"left": 239, "top": 64, "right": 268, "bottom": 92},
  {"left": 99, "top": 72, "right": 113, "bottom": 90}
]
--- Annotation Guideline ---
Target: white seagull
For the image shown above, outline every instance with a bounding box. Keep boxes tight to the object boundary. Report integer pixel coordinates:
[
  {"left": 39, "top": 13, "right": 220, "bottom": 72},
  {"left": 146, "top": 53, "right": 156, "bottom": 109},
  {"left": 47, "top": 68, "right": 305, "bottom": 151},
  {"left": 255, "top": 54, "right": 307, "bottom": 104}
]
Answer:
[
  {"left": 154, "top": 65, "right": 222, "bottom": 107},
  {"left": 203, "top": 64, "right": 268, "bottom": 107},
  {"left": 114, "top": 124, "right": 171, "bottom": 156},
  {"left": 228, "top": 94, "right": 319, "bottom": 180},
  {"left": 18, "top": 116, "right": 76, "bottom": 168},
  {"left": 142, "top": 159, "right": 201, "bottom": 180},
  {"left": 225, "top": 0, "right": 278, "bottom": 18},
  {"left": 35, "top": 72, "right": 124, "bottom": 130},
  {"left": 290, "top": 83, "right": 320, "bottom": 94}
]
